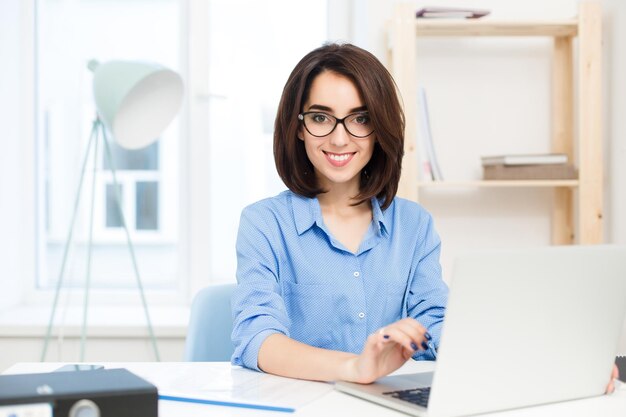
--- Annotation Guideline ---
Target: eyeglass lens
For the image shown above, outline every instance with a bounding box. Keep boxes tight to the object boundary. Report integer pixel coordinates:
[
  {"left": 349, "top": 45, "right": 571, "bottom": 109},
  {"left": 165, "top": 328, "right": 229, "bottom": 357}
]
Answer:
[{"left": 302, "top": 112, "right": 373, "bottom": 138}]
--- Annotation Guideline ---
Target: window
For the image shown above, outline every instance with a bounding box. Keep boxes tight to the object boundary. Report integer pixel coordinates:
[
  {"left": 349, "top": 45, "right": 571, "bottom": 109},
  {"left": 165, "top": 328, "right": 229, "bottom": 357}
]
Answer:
[
  {"left": 204, "top": 1, "right": 328, "bottom": 282},
  {"left": 36, "top": 0, "right": 181, "bottom": 291},
  {"left": 31, "top": 0, "right": 330, "bottom": 302}
]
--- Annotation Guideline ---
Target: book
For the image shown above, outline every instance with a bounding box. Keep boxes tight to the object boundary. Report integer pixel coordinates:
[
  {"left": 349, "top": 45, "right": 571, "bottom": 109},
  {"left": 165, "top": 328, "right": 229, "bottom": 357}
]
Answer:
[
  {"left": 415, "top": 113, "right": 434, "bottom": 182},
  {"left": 617, "top": 356, "right": 626, "bottom": 383},
  {"left": 481, "top": 153, "right": 568, "bottom": 166},
  {"left": 418, "top": 154, "right": 434, "bottom": 182},
  {"left": 417, "top": 87, "right": 443, "bottom": 181},
  {"left": 416, "top": 7, "right": 490, "bottom": 19},
  {"left": 483, "top": 163, "right": 577, "bottom": 180}
]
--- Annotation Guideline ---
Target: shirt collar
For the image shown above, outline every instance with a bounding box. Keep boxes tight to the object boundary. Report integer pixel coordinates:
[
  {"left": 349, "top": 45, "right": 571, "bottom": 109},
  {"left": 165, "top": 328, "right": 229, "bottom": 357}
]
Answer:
[
  {"left": 292, "top": 192, "right": 320, "bottom": 236},
  {"left": 371, "top": 196, "right": 389, "bottom": 237},
  {"left": 292, "top": 191, "right": 389, "bottom": 237}
]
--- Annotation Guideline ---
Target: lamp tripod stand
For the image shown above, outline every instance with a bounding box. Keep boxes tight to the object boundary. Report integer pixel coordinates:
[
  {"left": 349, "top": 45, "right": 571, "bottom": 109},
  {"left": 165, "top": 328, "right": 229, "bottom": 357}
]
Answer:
[{"left": 41, "top": 117, "right": 160, "bottom": 362}]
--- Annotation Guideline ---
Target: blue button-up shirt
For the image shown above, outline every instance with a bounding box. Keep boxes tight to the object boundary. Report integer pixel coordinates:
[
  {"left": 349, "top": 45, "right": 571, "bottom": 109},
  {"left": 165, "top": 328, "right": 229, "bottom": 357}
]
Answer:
[{"left": 231, "top": 190, "right": 448, "bottom": 371}]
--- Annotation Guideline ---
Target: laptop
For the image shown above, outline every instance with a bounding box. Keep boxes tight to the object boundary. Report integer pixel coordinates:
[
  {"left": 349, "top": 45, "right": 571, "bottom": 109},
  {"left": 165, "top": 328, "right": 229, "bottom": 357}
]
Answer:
[{"left": 335, "top": 245, "right": 626, "bottom": 417}]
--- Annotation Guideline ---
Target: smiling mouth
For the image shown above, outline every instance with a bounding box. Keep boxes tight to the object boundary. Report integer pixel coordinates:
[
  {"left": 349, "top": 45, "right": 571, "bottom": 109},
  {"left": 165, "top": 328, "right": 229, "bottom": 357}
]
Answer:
[{"left": 324, "top": 151, "right": 356, "bottom": 167}]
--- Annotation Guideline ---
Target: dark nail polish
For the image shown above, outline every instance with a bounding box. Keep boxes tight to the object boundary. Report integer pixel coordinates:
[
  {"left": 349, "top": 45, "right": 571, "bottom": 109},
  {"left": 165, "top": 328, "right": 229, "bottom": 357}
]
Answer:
[
  {"left": 411, "top": 342, "right": 418, "bottom": 351},
  {"left": 421, "top": 341, "right": 429, "bottom": 350},
  {"left": 425, "top": 332, "right": 432, "bottom": 340},
  {"left": 383, "top": 335, "right": 390, "bottom": 339}
]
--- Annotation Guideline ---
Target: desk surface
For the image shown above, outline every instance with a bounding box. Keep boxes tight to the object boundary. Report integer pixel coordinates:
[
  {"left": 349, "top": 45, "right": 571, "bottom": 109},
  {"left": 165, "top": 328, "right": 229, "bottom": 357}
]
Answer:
[{"left": 4, "top": 361, "right": 626, "bottom": 417}]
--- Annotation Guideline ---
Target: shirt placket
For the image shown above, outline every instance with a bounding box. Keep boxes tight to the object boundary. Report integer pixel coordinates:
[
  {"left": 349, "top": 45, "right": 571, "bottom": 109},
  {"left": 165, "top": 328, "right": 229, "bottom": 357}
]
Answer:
[{"left": 350, "top": 254, "right": 368, "bottom": 351}]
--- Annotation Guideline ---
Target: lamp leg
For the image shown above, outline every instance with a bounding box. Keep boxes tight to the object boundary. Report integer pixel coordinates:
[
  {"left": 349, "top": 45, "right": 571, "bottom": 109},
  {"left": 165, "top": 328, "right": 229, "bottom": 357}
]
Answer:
[
  {"left": 100, "top": 121, "right": 161, "bottom": 361},
  {"left": 41, "top": 120, "right": 99, "bottom": 361},
  {"left": 79, "top": 120, "right": 101, "bottom": 361}
]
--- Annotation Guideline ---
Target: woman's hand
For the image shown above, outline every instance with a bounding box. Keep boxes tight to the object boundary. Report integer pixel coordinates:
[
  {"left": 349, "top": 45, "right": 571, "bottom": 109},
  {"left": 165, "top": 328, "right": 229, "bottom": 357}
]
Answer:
[
  {"left": 606, "top": 364, "right": 620, "bottom": 394},
  {"left": 343, "top": 318, "right": 431, "bottom": 384}
]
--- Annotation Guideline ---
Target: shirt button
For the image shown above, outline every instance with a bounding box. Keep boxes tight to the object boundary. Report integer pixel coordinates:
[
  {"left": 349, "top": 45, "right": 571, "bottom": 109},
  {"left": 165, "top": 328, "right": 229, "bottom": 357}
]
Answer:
[
  {"left": 358, "top": 312, "right": 365, "bottom": 319},
  {"left": 353, "top": 271, "right": 360, "bottom": 277}
]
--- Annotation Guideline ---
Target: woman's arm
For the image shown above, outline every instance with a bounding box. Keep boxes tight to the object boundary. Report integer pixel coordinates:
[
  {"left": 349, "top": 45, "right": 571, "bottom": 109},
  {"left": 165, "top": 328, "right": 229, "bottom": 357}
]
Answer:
[
  {"left": 258, "top": 318, "right": 431, "bottom": 383},
  {"left": 258, "top": 334, "right": 356, "bottom": 381},
  {"left": 406, "top": 211, "right": 448, "bottom": 360}
]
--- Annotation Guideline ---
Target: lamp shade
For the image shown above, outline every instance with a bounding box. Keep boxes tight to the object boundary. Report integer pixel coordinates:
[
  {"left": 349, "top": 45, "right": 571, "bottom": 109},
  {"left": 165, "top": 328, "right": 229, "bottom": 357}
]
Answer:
[{"left": 88, "top": 59, "right": 184, "bottom": 149}]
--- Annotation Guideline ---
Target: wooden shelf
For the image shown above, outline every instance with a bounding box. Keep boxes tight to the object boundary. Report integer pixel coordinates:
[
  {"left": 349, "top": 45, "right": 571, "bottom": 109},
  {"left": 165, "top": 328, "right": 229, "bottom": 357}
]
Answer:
[
  {"left": 414, "top": 19, "right": 578, "bottom": 37},
  {"left": 388, "top": 2, "right": 603, "bottom": 244},
  {"left": 417, "top": 180, "right": 579, "bottom": 188}
]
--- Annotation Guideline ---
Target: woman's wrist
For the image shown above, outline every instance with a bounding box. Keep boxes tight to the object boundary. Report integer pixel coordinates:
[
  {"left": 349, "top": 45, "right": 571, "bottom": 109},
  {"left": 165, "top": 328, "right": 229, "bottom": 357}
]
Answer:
[{"left": 338, "top": 354, "right": 361, "bottom": 382}]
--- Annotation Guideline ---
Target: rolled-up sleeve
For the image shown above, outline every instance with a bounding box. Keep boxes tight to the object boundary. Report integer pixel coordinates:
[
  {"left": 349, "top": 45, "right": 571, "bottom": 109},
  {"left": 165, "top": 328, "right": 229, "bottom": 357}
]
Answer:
[
  {"left": 407, "top": 212, "right": 448, "bottom": 361},
  {"left": 231, "top": 206, "right": 290, "bottom": 371}
]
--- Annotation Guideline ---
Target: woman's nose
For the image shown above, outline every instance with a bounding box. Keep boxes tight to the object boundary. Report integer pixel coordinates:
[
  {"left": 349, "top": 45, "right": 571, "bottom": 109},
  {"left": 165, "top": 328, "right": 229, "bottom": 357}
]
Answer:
[{"left": 329, "top": 122, "right": 350, "bottom": 147}]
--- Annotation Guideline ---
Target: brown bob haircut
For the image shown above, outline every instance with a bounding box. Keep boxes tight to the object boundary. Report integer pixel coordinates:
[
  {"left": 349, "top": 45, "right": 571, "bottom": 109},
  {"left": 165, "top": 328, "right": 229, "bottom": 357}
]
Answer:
[{"left": 273, "top": 43, "right": 405, "bottom": 210}]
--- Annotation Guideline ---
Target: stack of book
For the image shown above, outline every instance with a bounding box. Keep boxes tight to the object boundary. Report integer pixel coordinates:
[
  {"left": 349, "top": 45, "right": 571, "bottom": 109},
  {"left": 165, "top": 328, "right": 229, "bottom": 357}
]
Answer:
[
  {"left": 416, "top": 7, "right": 490, "bottom": 19},
  {"left": 481, "top": 153, "right": 577, "bottom": 180}
]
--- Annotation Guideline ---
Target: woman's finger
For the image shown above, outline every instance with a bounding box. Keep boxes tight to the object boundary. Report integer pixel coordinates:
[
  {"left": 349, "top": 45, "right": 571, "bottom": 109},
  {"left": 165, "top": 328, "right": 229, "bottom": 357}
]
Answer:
[
  {"left": 382, "top": 318, "right": 431, "bottom": 349},
  {"left": 379, "top": 325, "right": 427, "bottom": 353},
  {"left": 395, "top": 317, "right": 427, "bottom": 335},
  {"left": 605, "top": 364, "right": 619, "bottom": 394},
  {"left": 394, "top": 318, "right": 433, "bottom": 348},
  {"left": 606, "top": 380, "right": 615, "bottom": 394}
]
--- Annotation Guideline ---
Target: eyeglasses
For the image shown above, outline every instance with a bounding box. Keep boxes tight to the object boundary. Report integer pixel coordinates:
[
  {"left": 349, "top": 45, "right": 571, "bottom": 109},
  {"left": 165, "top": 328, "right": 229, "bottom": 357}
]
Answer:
[{"left": 298, "top": 111, "right": 374, "bottom": 138}]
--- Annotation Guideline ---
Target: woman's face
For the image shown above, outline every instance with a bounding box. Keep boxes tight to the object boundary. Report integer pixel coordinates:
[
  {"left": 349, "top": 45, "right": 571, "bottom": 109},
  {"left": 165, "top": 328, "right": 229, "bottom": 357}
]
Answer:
[{"left": 299, "top": 71, "right": 376, "bottom": 192}]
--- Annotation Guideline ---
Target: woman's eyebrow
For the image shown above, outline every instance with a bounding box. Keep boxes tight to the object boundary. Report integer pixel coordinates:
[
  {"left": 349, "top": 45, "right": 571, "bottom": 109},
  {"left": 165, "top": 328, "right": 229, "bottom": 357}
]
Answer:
[
  {"left": 307, "top": 104, "right": 333, "bottom": 112},
  {"left": 307, "top": 104, "right": 368, "bottom": 113}
]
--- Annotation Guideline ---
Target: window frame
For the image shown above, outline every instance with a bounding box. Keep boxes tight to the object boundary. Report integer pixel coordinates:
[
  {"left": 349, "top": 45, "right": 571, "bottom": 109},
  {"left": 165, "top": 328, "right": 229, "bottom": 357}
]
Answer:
[
  {"left": 12, "top": 0, "right": 347, "bottom": 313},
  {"left": 23, "top": 0, "right": 191, "bottom": 307}
]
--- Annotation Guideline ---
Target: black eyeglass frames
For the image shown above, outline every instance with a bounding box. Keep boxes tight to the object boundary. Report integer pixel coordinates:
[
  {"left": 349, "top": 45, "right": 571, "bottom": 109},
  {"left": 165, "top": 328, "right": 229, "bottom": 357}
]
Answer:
[{"left": 298, "top": 111, "right": 374, "bottom": 138}]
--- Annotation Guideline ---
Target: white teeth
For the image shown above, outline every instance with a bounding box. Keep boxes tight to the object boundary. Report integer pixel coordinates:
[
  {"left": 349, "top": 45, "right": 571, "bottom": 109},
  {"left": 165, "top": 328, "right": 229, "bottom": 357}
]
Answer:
[{"left": 328, "top": 153, "right": 350, "bottom": 161}]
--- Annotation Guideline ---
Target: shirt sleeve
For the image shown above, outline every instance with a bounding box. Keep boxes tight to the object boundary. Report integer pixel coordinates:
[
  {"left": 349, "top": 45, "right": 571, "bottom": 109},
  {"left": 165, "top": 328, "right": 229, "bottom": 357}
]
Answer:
[
  {"left": 407, "top": 211, "right": 448, "bottom": 361},
  {"left": 231, "top": 205, "right": 291, "bottom": 371}
]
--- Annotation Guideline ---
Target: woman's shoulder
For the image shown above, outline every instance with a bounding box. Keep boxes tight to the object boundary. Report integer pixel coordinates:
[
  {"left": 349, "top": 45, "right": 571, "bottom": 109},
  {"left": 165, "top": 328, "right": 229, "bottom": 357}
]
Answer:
[
  {"left": 387, "top": 196, "right": 433, "bottom": 221},
  {"left": 240, "top": 190, "right": 298, "bottom": 224},
  {"left": 383, "top": 197, "right": 438, "bottom": 242},
  {"left": 243, "top": 190, "right": 290, "bottom": 210}
]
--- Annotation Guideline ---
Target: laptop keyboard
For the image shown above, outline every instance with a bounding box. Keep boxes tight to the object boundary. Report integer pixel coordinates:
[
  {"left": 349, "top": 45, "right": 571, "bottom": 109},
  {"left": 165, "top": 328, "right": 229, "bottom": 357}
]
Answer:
[{"left": 383, "top": 387, "right": 431, "bottom": 407}]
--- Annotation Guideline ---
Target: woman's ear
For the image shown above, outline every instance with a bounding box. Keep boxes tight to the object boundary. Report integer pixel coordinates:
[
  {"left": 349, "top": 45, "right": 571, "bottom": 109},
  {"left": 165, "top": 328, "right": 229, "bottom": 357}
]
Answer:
[{"left": 297, "top": 127, "right": 304, "bottom": 141}]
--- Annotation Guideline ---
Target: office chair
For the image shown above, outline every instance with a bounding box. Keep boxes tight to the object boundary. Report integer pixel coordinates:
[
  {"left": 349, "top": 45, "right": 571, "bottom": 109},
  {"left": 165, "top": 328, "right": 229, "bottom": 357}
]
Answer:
[{"left": 184, "top": 283, "right": 236, "bottom": 361}]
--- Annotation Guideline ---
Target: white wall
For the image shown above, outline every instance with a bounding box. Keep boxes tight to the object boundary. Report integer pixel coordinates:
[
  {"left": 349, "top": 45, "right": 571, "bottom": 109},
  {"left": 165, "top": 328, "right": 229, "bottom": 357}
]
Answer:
[
  {"left": 603, "top": 0, "right": 626, "bottom": 353},
  {"left": 0, "top": 304, "right": 189, "bottom": 371},
  {"left": 0, "top": 335, "right": 185, "bottom": 373},
  {"left": 604, "top": 0, "right": 626, "bottom": 245}
]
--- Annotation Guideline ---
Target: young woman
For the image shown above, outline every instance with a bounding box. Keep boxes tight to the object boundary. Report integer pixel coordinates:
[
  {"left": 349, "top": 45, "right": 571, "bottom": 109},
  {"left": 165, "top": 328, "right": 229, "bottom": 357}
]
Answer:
[
  {"left": 230, "top": 42, "right": 619, "bottom": 391},
  {"left": 231, "top": 43, "right": 447, "bottom": 383}
]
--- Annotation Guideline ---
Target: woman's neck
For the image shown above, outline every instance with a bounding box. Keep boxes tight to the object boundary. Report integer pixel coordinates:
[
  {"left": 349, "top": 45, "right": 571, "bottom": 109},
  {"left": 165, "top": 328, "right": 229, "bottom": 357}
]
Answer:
[
  {"left": 316, "top": 179, "right": 373, "bottom": 254},
  {"left": 316, "top": 177, "right": 362, "bottom": 212}
]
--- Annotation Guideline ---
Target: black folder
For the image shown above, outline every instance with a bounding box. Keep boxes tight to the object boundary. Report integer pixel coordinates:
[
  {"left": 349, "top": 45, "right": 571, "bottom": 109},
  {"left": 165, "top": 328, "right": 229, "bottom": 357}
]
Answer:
[{"left": 0, "top": 368, "right": 157, "bottom": 417}]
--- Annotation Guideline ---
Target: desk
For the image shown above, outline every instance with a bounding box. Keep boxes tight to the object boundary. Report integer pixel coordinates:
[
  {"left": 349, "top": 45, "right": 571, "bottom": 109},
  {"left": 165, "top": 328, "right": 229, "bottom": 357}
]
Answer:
[{"left": 4, "top": 361, "right": 626, "bottom": 416}]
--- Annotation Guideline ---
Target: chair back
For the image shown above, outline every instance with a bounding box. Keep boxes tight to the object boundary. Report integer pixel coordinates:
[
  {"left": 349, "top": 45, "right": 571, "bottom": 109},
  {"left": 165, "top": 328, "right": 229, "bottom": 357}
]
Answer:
[{"left": 184, "top": 283, "right": 236, "bottom": 361}]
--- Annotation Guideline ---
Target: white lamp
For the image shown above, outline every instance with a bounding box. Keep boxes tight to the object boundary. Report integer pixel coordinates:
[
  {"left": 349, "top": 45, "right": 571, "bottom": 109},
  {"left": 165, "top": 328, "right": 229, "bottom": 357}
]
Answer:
[
  {"left": 42, "top": 60, "right": 184, "bottom": 362},
  {"left": 89, "top": 60, "right": 183, "bottom": 149}
]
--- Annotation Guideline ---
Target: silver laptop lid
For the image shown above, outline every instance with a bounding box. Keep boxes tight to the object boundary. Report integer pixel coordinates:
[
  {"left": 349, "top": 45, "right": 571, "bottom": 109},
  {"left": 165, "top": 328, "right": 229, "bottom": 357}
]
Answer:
[{"left": 428, "top": 245, "right": 626, "bottom": 417}]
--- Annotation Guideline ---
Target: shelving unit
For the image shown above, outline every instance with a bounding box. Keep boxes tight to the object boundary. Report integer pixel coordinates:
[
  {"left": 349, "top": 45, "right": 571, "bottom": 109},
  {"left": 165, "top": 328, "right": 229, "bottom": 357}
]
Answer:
[
  {"left": 417, "top": 180, "right": 579, "bottom": 189},
  {"left": 388, "top": 2, "right": 603, "bottom": 244}
]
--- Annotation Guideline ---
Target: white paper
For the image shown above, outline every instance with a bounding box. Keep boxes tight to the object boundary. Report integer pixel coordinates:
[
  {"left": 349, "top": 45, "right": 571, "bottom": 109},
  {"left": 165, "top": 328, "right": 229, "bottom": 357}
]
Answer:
[{"left": 118, "top": 362, "right": 333, "bottom": 411}]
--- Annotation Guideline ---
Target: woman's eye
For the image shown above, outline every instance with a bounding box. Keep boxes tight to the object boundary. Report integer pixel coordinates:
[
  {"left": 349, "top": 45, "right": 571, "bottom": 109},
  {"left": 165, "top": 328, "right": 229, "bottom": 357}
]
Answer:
[
  {"left": 312, "top": 114, "right": 328, "bottom": 123},
  {"left": 354, "top": 114, "right": 370, "bottom": 124}
]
